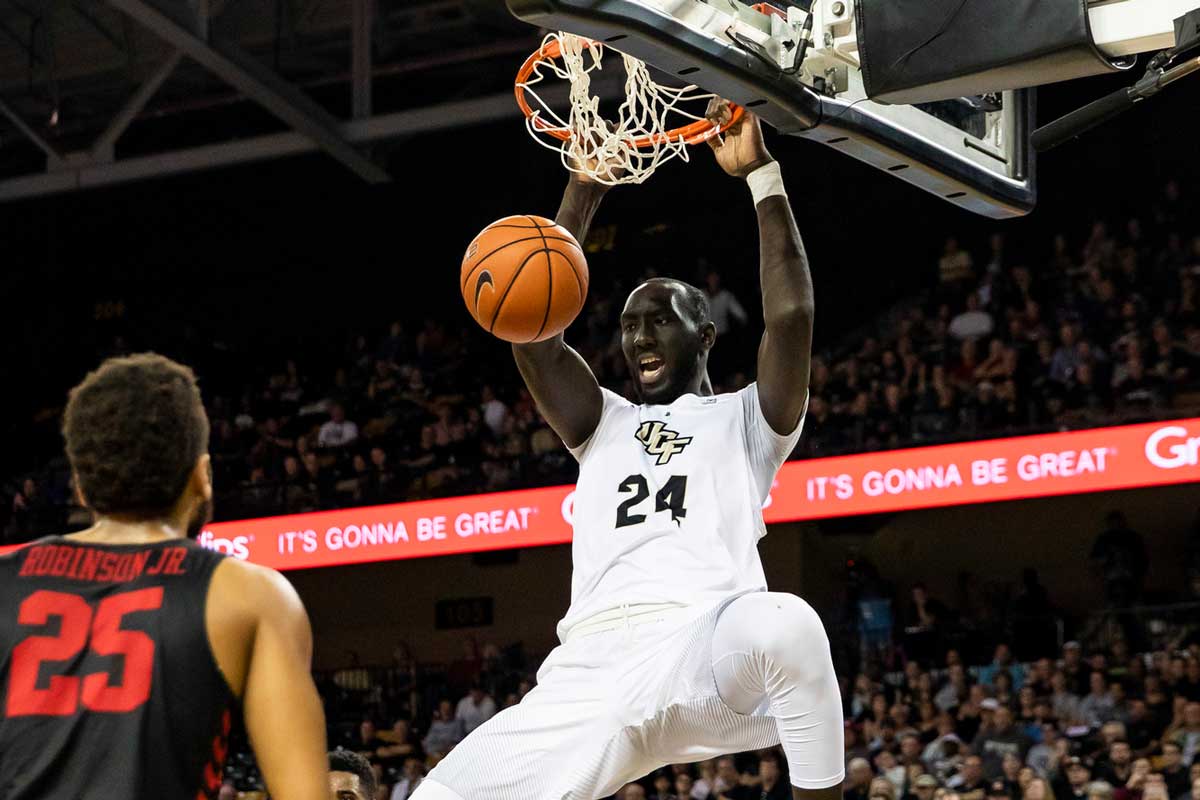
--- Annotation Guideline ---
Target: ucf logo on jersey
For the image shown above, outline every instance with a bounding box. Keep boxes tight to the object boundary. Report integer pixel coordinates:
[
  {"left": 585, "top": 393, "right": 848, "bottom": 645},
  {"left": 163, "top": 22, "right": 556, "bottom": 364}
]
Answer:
[{"left": 635, "top": 421, "right": 693, "bottom": 465}]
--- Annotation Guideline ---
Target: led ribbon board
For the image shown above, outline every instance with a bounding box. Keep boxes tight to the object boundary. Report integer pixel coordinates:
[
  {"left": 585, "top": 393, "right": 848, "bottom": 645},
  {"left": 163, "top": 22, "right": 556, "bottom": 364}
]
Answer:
[{"left": 4, "top": 419, "right": 1197, "bottom": 569}]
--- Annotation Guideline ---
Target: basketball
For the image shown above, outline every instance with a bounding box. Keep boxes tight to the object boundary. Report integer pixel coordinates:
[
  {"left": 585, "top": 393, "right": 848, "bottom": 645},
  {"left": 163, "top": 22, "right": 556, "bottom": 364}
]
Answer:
[{"left": 460, "top": 214, "right": 589, "bottom": 343}]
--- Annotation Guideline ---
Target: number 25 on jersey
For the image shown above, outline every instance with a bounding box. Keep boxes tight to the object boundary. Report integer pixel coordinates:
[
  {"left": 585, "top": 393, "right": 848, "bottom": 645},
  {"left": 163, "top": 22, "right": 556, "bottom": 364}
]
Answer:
[{"left": 6, "top": 588, "right": 163, "bottom": 717}]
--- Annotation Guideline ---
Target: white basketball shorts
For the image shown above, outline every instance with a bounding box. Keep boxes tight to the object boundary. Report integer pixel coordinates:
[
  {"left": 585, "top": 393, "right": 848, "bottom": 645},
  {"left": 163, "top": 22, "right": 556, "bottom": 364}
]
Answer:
[{"left": 415, "top": 592, "right": 839, "bottom": 800}]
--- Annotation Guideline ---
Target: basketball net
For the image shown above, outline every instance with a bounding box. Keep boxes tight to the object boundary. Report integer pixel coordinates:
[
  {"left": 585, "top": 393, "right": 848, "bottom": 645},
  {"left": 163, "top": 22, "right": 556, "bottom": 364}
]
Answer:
[{"left": 516, "top": 32, "right": 731, "bottom": 185}]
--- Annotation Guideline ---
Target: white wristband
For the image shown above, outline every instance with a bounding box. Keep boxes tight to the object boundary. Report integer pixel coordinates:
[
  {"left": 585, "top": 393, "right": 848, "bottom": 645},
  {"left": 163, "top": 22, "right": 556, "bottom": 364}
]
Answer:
[{"left": 746, "top": 160, "right": 785, "bottom": 205}]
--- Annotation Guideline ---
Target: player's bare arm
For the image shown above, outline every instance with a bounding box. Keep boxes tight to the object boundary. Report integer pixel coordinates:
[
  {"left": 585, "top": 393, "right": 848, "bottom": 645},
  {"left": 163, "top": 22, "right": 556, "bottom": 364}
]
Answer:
[
  {"left": 708, "top": 102, "right": 814, "bottom": 435},
  {"left": 207, "top": 559, "right": 329, "bottom": 800},
  {"left": 510, "top": 175, "right": 607, "bottom": 448}
]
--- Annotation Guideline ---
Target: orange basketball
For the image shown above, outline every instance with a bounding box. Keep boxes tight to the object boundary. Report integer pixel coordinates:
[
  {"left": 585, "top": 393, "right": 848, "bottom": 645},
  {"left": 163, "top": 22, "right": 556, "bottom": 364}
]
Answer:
[{"left": 460, "top": 214, "right": 589, "bottom": 343}]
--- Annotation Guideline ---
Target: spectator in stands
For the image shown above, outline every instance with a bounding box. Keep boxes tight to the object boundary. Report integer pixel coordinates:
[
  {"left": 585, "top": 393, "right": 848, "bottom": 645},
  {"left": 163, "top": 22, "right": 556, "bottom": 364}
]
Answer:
[
  {"left": 5, "top": 478, "right": 42, "bottom": 543},
  {"left": 652, "top": 770, "right": 677, "bottom": 800},
  {"left": 939, "top": 237, "right": 975, "bottom": 289},
  {"left": 714, "top": 756, "right": 743, "bottom": 797},
  {"left": 1178, "top": 659, "right": 1200, "bottom": 702},
  {"left": 1086, "top": 782, "right": 1113, "bottom": 800},
  {"left": 981, "top": 644, "right": 1027, "bottom": 690},
  {"left": 389, "top": 757, "right": 425, "bottom": 800},
  {"left": 1161, "top": 742, "right": 1190, "bottom": 798},
  {"left": 1027, "top": 724, "right": 1062, "bottom": 778},
  {"left": 1090, "top": 512, "right": 1148, "bottom": 607},
  {"left": 949, "top": 755, "right": 988, "bottom": 797},
  {"left": 302, "top": 451, "right": 334, "bottom": 509},
  {"left": 480, "top": 385, "right": 509, "bottom": 437},
  {"left": 900, "top": 733, "right": 925, "bottom": 767},
  {"left": 974, "top": 707, "right": 1031, "bottom": 780},
  {"left": 734, "top": 753, "right": 789, "bottom": 800},
  {"left": 455, "top": 683, "right": 496, "bottom": 734},
  {"left": 937, "top": 665, "right": 970, "bottom": 712},
  {"left": 872, "top": 778, "right": 899, "bottom": 800},
  {"left": 1081, "top": 672, "right": 1118, "bottom": 727},
  {"left": 422, "top": 699, "right": 465, "bottom": 760},
  {"left": 1146, "top": 774, "right": 1174, "bottom": 800},
  {"left": 924, "top": 714, "right": 965, "bottom": 778},
  {"left": 949, "top": 293, "right": 995, "bottom": 341},
  {"left": 354, "top": 719, "right": 387, "bottom": 761},
  {"left": 1057, "top": 758, "right": 1092, "bottom": 800},
  {"left": 1094, "top": 722, "right": 1128, "bottom": 760},
  {"left": 959, "top": 691, "right": 993, "bottom": 744},
  {"left": 675, "top": 773, "right": 697, "bottom": 800},
  {"left": 319, "top": 403, "right": 360, "bottom": 449},
  {"left": 376, "top": 718, "right": 420, "bottom": 775},
  {"left": 913, "top": 774, "right": 942, "bottom": 800},
  {"left": 1022, "top": 777, "right": 1053, "bottom": 800},
  {"left": 908, "top": 583, "right": 953, "bottom": 661},
  {"left": 878, "top": 750, "right": 909, "bottom": 794},
  {"left": 377, "top": 320, "right": 406, "bottom": 364},
  {"left": 846, "top": 758, "right": 875, "bottom": 800},
  {"left": 624, "top": 784, "right": 649, "bottom": 800},
  {"left": 1051, "top": 325, "right": 1082, "bottom": 385},
  {"left": 1167, "top": 702, "right": 1200, "bottom": 767},
  {"left": 1093, "top": 741, "right": 1134, "bottom": 791},
  {"left": 989, "top": 779, "right": 1014, "bottom": 800},
  {"left": 692, "top": 760, "right": 717, "bottom": 800},
  {"left": 704, "top": 269, "right": 749, "bottom": 337},
  {"left": 1122, "top": 700, "right": 1157, "bottom": 757},
  {"left": 330, "top": 749, "right": 379, "bottom": 800},
  {"left": 1062, "top": 643, "right": 1090, "bottom": 697}
]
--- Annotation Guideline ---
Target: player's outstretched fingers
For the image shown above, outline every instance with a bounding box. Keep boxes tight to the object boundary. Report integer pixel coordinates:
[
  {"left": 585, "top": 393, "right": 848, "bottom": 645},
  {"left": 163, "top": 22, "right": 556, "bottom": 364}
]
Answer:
[
  {"left": 705, "top": 97, "right": 735, "bottom": 150},
  {"left": 705, "top": 97, "right": 731, "bottom": 126}
]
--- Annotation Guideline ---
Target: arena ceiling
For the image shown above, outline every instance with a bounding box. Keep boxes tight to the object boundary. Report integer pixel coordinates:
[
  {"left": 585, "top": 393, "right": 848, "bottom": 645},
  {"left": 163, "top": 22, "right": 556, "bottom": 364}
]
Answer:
[{"left": 0, "top": 0, "right": 607, "bottom": 199}]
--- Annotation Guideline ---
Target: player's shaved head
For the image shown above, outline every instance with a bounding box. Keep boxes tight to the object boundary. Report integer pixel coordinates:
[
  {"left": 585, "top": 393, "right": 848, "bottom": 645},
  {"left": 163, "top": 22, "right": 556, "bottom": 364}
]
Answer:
[{"left": 636, "top": 277, "right": 710, "bottom": 327}]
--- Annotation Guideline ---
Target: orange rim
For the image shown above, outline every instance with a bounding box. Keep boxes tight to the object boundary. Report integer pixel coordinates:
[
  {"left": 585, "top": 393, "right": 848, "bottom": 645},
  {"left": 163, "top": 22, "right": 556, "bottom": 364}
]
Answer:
[{"left": 514, "top": 37, "right": 744, "bottom": 149}]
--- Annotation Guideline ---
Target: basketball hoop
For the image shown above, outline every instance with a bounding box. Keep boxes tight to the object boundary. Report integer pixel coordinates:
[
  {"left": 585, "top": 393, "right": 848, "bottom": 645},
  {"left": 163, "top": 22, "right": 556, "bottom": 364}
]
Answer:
[{"left": 515, "top": 32, "right": 744, "bottom": 185}]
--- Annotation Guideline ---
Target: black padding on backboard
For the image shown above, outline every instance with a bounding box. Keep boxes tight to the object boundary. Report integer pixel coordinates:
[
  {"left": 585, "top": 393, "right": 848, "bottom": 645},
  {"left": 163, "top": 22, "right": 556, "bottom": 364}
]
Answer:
[{"left": 857, "top": 0, "right": 1132, "bottom": 104}]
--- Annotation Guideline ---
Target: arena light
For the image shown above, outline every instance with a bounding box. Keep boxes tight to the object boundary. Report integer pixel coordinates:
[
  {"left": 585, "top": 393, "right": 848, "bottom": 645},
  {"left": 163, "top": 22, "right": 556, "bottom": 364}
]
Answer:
[{"left": 3, "top": 418, "right": 1197, "bottom": 569}]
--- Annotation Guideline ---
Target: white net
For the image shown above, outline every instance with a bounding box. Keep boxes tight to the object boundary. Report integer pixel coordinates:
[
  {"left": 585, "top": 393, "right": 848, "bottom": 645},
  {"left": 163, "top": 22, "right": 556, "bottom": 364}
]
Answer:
[{"left": 517, "top": 32, "right": 723, "bottom": 185}]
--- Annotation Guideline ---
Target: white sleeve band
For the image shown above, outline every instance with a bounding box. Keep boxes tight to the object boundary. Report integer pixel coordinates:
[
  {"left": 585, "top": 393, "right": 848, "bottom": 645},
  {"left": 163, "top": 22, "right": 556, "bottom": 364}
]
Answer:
[{"left": 746, "top": 160, "right": 786, "bottom": 205}]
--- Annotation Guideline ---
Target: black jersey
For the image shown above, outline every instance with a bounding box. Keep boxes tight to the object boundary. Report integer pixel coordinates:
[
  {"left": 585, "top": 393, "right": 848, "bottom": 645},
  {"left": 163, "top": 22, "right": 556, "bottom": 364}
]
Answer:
[{"left": 0, "top": 537, "right": 236, "bottom": 800}]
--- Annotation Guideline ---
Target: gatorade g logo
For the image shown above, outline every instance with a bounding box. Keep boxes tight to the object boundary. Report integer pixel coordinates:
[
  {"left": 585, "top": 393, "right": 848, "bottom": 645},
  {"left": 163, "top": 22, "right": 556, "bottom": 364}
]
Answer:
[
  {"left": 474, "top": 270, "right": 494, "bottom": 309},
  {"left": 1144, "top": 425, "right": 1200, "bottom": 469},
  {"left": 635, "top": 421, "right": 693, "bottom": 465}
]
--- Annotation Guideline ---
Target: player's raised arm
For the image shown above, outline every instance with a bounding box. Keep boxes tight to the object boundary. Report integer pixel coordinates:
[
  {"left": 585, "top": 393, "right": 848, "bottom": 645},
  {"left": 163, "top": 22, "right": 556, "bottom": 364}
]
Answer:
[
  {"left": 510, "top": 176, "right": 607, "bottom": 449},
  {"left": 707, "top": 102, "right": 814, "bottom": 435}
]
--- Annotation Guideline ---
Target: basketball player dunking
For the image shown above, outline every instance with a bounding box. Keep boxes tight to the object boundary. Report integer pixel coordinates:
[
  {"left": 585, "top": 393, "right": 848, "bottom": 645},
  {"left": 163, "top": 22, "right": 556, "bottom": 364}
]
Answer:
[
  {"left": 0, "top": 354, "right": 329, "bottom": 800},
  {"left": 414, "top": 106, "right": 844, "bottom": 800}
]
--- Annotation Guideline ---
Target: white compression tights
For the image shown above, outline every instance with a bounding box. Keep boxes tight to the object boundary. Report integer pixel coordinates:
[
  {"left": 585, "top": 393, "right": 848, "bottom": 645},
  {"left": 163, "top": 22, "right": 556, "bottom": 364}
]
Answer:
[{"left": 711, "top": 592, "right": 846, "bottom": 789}]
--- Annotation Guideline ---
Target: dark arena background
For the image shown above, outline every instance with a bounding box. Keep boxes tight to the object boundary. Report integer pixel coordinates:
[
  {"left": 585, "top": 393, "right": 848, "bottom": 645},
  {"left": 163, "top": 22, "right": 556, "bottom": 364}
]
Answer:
[{"left": 1, "top": 1, "right": 1199, "bottom": 798}]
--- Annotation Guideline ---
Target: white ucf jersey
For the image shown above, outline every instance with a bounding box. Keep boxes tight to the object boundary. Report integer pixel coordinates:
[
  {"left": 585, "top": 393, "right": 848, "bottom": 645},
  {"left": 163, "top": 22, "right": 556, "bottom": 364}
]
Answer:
[{"left": 558, "top": 382, "right": 806, "bottom": 639}]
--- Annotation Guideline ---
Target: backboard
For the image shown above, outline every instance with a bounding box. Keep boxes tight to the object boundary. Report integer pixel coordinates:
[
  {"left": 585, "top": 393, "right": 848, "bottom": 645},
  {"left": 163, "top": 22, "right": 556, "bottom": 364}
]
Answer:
[{"left": 507, "top": 0, "right": 1036, "bottom": 219}]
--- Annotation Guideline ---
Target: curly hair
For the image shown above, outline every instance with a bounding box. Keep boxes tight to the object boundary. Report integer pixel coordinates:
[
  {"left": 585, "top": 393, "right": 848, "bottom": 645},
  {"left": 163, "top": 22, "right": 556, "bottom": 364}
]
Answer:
[
  {"left": 328, "top": 749, "right": 378, "bottom": 798},
  {"left": 62, "top": 353, "right": 209, "bottom": 518}
]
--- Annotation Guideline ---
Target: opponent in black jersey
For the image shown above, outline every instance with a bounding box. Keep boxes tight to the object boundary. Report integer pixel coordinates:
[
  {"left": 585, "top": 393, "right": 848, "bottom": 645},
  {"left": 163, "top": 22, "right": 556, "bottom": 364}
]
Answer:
[{"left": 0, "top": 354, "right": 328, "bottom": 800}]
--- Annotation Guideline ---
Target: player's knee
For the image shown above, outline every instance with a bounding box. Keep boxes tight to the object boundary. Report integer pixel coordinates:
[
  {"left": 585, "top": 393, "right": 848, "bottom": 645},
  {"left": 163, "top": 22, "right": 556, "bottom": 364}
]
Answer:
[{"left": 730, "top": 593, "right": 831, "bottom": 680}]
